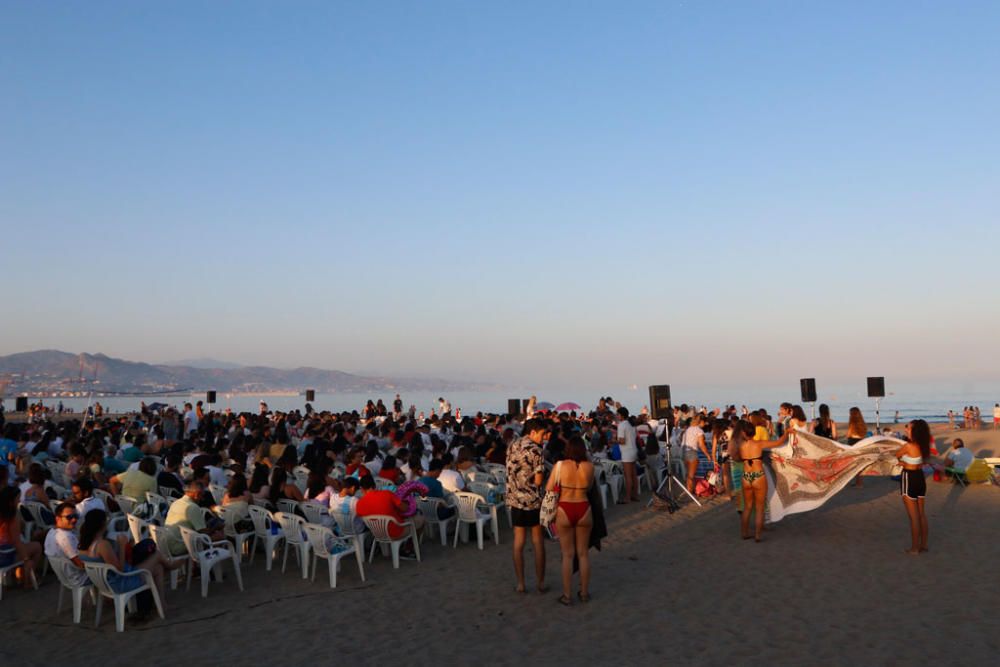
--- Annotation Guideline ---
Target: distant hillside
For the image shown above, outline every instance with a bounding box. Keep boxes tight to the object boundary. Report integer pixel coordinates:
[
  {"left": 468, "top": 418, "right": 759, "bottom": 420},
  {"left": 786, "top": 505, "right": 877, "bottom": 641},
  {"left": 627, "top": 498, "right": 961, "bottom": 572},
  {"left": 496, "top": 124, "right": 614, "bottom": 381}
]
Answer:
[
  {"left": 161, "top": 358, "right": 245, "bottom": 370},
  {"left": 0, "top": 350, "right": 487, "bottom": 395}
]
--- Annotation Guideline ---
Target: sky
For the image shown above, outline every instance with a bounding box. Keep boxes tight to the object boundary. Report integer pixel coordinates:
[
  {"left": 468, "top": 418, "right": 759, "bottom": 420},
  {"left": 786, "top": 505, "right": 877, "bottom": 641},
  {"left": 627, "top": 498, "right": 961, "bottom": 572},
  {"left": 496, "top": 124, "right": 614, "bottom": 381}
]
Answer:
[{"left": 1, "top": 1, "right": 998, "bottom": 389}]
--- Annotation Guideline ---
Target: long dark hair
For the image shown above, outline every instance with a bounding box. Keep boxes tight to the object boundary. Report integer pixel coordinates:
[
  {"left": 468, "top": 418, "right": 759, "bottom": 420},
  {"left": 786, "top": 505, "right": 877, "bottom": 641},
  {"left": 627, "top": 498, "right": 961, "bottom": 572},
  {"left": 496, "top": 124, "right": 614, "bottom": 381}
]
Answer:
[
  {"left": 909, "top": 419, "right": 932, "bottom": 458},
  {"left": 249, "top": 464, "right": 270, "bottom": 493},
  {"left": 818, "top": 404, "right": 832, "bottom": 429},
  {"left": 78, "top": 509, "right": 108, "bottom": 551},
  {"left": 269, "top": 467, "right": 288, "bottom": 505},
  {"left": 227, "top": 474, "right": 248, "bottom": 498}
]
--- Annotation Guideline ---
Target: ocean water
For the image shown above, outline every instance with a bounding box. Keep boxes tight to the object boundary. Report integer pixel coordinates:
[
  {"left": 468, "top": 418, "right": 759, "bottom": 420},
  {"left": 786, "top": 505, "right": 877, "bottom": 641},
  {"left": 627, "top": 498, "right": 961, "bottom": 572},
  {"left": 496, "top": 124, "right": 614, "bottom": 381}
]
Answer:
[{"left": 21, "top": 380, "right": 1000, "bottom": 425}]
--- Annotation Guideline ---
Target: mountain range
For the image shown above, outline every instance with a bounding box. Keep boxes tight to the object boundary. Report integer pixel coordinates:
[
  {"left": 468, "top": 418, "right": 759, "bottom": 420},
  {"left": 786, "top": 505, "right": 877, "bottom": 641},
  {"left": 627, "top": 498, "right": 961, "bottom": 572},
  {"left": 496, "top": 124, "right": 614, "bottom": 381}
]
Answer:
[{"left": 0, "top": 350, "right": 489, "bottom": 395}]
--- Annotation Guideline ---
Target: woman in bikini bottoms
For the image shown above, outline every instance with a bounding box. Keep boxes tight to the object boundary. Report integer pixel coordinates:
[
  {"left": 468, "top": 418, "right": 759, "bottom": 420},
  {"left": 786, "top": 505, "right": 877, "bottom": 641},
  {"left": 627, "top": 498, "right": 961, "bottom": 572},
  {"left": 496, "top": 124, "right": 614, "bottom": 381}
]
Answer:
[
  {"left": 734, "top": 420, "right": 789, "bottom": 542},
  {"left": 546, "top": 435, "right": 595, "bottom": 606}
]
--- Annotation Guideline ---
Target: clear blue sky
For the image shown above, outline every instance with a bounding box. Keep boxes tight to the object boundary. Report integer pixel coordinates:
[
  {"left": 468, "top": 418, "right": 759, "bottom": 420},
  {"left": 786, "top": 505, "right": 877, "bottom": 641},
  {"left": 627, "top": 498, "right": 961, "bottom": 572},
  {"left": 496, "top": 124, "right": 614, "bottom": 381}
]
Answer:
[{"left": 2, "top": 1, "right": 997, "bottom": 388}]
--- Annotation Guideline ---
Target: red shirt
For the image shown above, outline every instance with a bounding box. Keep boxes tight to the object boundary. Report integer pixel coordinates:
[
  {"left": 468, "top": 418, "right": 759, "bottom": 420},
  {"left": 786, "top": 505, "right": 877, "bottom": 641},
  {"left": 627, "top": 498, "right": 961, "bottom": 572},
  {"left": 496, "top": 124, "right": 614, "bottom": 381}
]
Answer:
[
  {"left": 346, "top": 463, "right": 371, "bottom": 477},
  {"left": 356, "top": 490, "right": 406, "bottom": 538},
  {"left": 378, "top": 468, "right": 401, "bottom": 484}
]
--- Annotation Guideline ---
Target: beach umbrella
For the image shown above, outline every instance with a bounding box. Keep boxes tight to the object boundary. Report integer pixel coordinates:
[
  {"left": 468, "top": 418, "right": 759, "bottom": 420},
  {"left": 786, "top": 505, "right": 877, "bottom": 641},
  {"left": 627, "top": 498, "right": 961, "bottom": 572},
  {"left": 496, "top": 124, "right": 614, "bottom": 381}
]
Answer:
[
  {"left": 555, "top": 402, "right": 581, "bottom": 412},
  {"left": 534, "top": 401, "right": 555, "bottom": 411}
]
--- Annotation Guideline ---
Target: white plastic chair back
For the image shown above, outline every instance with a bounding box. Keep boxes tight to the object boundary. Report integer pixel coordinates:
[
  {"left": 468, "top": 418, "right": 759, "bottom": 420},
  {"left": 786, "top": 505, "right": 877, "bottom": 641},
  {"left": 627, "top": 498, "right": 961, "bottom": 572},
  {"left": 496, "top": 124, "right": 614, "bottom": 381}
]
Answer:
[
  {"left": 300, "top": 502, "right": 329, "bottom": 525},
  {"left": 275, "top": 512, "right": 307, "bottom": 547},
  {"left": 126, "top": 513, "right": 150, "bottom": 544},
  {"left": 247, "top": 505, "right": 277, "bottom": 536},
  {"left": 277, "top": 498, "right": 300, "bottom": 516},
  {"left": 330, "top": 507, "right": 361, "bottom": 538},
  {"left": 362, "top": 514, "right": 399, "bottom": 542},
  {"left": 159, "top": 486, "right": 182, "bottom": 499},
  {"left": 114, "top": 495, "right": 137, "bottom": 515},
  {"left": 303, "top": 523, "right": 350, "bottom": 559},
  {"left": 455, "top": 492, "right": 487, "bottom": 521},
  {"left": 374, "top": 478, "right": 395, "bottom": 491}
]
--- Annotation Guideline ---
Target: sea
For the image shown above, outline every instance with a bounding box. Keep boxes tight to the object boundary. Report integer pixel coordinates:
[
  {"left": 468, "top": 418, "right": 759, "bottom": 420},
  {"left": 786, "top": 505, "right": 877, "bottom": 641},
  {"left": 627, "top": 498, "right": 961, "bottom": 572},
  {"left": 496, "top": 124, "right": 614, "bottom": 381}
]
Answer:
[{"left": 23, "top": 380, "right": 1000, "bottom": 425}]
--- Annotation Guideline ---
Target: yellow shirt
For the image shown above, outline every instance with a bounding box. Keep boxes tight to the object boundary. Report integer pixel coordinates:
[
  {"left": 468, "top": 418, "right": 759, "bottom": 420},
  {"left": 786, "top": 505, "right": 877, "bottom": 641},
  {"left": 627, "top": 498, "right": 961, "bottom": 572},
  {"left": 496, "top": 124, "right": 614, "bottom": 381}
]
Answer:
[{"left": 754, "top": 426, "right": 769, "bottom": 441}]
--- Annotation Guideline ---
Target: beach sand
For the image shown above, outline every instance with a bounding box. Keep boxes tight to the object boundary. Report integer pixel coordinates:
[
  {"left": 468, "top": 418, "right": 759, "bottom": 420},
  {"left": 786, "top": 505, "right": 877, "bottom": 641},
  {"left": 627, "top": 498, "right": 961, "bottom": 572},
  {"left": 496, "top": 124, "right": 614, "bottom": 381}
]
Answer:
[{"left": 2, "top": 425, "right": 997, "bottom": 666}]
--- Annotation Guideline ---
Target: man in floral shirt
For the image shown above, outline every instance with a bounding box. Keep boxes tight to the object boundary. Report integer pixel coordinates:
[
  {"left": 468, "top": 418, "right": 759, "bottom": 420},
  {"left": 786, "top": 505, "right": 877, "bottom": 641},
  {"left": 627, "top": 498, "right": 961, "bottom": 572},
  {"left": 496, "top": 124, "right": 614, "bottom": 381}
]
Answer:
[{"left": 506, "top": 418, "right": 549, "bottom": 593}]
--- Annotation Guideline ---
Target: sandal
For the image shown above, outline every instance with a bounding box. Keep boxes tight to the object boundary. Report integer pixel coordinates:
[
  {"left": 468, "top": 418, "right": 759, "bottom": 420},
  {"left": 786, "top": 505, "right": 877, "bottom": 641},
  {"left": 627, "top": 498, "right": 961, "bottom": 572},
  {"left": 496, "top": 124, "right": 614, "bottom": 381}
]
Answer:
[
  {"left": 577, "top": 592, "right": 591, "bottom": 603},
  {"left": 557, "top": 594, "right": 572, "bottom": 606}
]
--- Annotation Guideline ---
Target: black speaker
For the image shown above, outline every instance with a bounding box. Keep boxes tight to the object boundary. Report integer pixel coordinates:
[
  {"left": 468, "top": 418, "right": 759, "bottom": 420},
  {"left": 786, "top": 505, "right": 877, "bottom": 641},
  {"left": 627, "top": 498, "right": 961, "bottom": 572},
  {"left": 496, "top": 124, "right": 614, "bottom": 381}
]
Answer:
[
  {"left": 648, "top": 385, "right": 672, "bottom": 420},
  {"left": 800, "top": 378, "right": 817, "bottom": 403},
  {"left": 15, "top": 396, "right": 28, "bottom": 412},
  {"left": 867, "top": 377, "right": 885, "bottom": 398},
  {"left": 507, "top": 399, "right": 521, "bottom": 416},
  {"left": 305, "top": 390, "right": 315, "bottom": 402},
  {"left": 206, "top": 391, "right": 217, "bottom": 404}
]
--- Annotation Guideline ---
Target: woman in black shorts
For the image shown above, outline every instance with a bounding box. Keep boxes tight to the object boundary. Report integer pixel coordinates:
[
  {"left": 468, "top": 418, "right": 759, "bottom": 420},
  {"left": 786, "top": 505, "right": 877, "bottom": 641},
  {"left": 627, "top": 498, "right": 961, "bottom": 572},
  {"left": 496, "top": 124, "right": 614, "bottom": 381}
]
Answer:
[{"left": 896, "top": 419, "right": 931, "bottom": 554}]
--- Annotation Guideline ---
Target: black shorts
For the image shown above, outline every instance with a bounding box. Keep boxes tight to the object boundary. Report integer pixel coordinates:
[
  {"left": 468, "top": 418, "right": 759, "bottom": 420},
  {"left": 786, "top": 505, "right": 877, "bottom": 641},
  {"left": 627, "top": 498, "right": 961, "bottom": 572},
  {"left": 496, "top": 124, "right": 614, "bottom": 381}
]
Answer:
[
  {"left": 900, "top": 469, "right": 926, "bottom": 500},
  {"left": 510, "top": 507, "right": 540, "bottom": 528}
]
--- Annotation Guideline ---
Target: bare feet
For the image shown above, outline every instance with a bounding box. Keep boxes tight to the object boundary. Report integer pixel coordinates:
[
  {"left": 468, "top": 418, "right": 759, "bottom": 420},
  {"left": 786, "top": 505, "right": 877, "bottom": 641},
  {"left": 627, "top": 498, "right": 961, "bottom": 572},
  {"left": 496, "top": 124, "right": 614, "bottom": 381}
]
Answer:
[
  {"left": 537, "top": 584, "right": 550, "bottom": 594},
  {"left": 904, "top": 548, "right": 920, "bottom": 555}
]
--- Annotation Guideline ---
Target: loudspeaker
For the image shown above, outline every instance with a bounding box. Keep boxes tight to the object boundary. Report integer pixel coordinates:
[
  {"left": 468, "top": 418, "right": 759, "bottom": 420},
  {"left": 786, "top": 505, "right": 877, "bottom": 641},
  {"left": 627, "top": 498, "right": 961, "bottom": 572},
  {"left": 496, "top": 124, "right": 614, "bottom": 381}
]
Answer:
[
  {"left": 306, "top": 390, "right": 315, "bottom": 402},
  {"left": 648, "top": 385, "right": 672, "bottom": 420},
  {"left": 507, "top": 399, "right": 521, "bottom": 416},
  {"left": 206, "top": 390, "right": 216, "bottom": 404},
  {"left": 800, "top": 378, "right": 817, "bottom": 403},
  {"left": 15, "top": 396, "right": 28, "bottom": 412},
  {"left": 867, "top": 377, "right": 885, "bottom": 398}
]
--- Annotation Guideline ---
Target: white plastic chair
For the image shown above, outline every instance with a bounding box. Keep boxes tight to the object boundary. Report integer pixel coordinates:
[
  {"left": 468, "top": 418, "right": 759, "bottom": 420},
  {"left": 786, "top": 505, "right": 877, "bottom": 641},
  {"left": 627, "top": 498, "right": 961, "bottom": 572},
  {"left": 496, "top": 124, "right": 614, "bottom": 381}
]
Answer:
[
  {"left": 179, "top": 526, "right": 243, "bottom": 598},
  {"left": 49, "top": 555, "right": 95, "bottom": 624},
  {"left": 158, "top": 485, "right": 182, "bottom": 500},
  {"left": 113, "top": 495, "right": 138, "bottom": 515},
  {"left": 599, "top": 460, "right": 623, "bottom": 504},
  {"left": 84, "top": 561, "right": 164, "bottom": 632},
  {"left": 303, "top": 523, "right": 364, "bottom": 588},
  {"left": 274, "top": 512, "right": 311, "bottom": 579},
  {"left": 277, "top": 498, "right": 300, "bottom": 516},
  {"left": 148, "top": 524, "right": 186, "bottom": 590},
  {"left": 330, "top": 506, "right": 368, "bottom": 555},
  {"left": 145, "top": 492, "right": 172, "bottom": 522},
  {"left": 417, "top": 496, "right": 456, "bottom": 546},
  {"left": 216, "top": 505, "right": 254, "bottom": 563},
  {"left": 0, "top": 546, "right": 38, "bottom": 600},
  {"left": 300, "top": 501, "right": 334, "bottom": 528},
  {"left": 453, "top": 492, "right": 496, "bottom": 550},
  {"left": 247, "top": 505, "right": 285, "bottom": 571},
  {"left": 374, "top": 477, "right": 396, "bottom": 491},
  {"left": 469, "top": 481, "right": 508, "bottom": 529},
  {"left": 126, "top": 513, "right": 151, "bottom": 544},
  {"left": 208, "top": 484, "right": 226, "bottom": 505},
  {"left": 361, "top": 515, "right": 421, "bottom": 569}
]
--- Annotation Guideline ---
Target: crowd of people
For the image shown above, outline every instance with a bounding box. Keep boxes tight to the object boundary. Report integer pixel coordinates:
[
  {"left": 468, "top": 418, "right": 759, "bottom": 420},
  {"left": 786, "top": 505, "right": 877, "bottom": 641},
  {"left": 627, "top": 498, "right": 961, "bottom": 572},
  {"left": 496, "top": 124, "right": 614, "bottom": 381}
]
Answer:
[{"left": 0, "top": 392, "right": 986, "bottom": 620}]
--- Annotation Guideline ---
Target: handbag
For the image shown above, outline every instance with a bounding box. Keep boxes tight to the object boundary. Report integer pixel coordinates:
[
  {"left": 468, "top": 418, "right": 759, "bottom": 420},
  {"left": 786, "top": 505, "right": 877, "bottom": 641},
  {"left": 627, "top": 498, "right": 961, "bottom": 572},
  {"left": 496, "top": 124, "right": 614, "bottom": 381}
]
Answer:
[{"left": 539, "top": 462, "right": 561, "bottom": 526}]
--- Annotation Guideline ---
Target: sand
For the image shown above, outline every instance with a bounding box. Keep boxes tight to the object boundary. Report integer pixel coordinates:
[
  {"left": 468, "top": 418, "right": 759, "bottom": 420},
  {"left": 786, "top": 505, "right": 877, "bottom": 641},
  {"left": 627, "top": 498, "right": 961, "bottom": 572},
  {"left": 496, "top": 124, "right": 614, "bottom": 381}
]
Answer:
[{"left": 1, "top": 424, "right": 998, "bottom": 666}]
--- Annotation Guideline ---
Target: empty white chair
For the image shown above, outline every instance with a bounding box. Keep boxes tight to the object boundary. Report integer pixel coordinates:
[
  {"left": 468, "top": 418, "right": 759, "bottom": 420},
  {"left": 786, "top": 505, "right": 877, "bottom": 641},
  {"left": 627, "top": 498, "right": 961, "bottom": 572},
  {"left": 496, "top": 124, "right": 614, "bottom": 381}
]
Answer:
[
  {"left": 274, "top": 512, "right": 311, "bottom": 579},
  {"left": 49, "top": 555, "right": 95, "bottom": 624},
  {"left": 247, "top": 505, "right": 285, "bottom": 571},
  {"left": 303, "top": 523, "right": 364, "bottom": 588},
  {"left": 453, "top": 492, "right": 496, "bottom": 550},
  {"left": 216, "top": 505, "right": 254, "bottom": 563},
  {"left": 417, "top": 496, "right": 456, "bottom": 546},
  {"left": 148, "top": 524, "right": 186, "bottom": 590},
  {"left": 179, "top": 526, "right": 243, "bottom": 598},
  {"left": 361, "top": 515, "right": 421, "bottom": 569},
  {"left": 84, "top": 561, "right": 164, "bottom": 632}
]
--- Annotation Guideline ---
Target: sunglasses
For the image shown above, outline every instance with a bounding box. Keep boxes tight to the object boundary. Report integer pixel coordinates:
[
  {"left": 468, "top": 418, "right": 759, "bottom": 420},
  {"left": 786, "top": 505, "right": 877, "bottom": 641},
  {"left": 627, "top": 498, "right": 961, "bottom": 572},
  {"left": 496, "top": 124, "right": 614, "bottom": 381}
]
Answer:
[{"left": 61, "top": 513, "right": 80, "bottom": 520}]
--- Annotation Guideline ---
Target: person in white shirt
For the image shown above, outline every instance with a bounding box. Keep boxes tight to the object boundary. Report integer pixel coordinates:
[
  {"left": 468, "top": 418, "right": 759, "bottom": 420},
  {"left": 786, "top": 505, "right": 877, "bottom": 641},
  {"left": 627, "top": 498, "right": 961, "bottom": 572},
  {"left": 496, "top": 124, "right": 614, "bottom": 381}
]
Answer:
[
  {"left": 71, "top": 478, "right": 106, "bottom": 519},
  {"left": 43, "top": 502, "right": 88, "bottom": 586},
  {"left": 943, "top": 438, "right": 974, "bottom": 473},
  {"left": 993, "top": 404, "right": 1000, "bottom": 430},
  {"left": 437, "top": 454, "right": 465, "bottom": 493},
  {"left": 615, "top": 407, "right": 639, "bottom": 503}
]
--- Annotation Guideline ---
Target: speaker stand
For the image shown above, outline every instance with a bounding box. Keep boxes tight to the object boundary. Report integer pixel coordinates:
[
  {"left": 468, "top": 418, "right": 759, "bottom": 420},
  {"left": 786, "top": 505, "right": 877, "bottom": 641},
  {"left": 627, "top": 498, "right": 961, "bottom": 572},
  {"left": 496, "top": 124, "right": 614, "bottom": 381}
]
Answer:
[
  {"left": 874, "top": 397, "right": 881, "bottom": 433},
  {"left": 808, "top": 402, "right": 816, "bottom": 421},
  {"left": 647, "top": 444, "right": 701, "bottom": 508}
]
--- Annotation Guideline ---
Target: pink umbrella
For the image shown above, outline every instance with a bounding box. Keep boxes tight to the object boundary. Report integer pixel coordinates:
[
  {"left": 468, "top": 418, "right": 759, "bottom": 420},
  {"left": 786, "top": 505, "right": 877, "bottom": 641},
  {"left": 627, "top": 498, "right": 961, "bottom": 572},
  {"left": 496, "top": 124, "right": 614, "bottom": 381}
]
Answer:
[{"left": 555, "top": 402, "right": 581, "bottom": 412}]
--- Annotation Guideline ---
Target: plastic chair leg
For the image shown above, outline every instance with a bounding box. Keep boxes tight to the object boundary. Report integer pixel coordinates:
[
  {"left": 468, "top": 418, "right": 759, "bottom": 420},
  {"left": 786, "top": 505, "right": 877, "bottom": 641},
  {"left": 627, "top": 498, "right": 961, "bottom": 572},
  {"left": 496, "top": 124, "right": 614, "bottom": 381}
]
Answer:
[
  {"left": 476, "top": 522, "right": 484, "bottom": 550},
  {"left": 232, "top": 557, "right": 243, "bottom": 591},
  {"left": 115, "top": 596, "right": 127, "bottom": 632},
  {"left": 390, "top": 542, "right": 400, "bottom": 569}
]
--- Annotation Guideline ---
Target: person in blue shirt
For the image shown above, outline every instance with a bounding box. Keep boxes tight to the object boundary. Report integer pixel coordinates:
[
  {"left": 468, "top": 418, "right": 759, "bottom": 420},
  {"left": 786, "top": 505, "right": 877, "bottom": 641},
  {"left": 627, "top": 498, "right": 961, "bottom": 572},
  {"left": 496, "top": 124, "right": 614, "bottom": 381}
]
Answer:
[
  {"left": 418, "top": 460, "right": 455, "bottom": 519},
  {"left": 0, "top": 425, "right": 18, "bottom": 478}
]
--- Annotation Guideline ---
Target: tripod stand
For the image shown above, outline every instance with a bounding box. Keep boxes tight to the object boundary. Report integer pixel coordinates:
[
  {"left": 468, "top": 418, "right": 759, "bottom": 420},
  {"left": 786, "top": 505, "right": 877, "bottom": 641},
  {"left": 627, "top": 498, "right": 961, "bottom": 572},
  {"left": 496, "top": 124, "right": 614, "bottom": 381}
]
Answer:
[{"left": 647, "top": 429, "right": 701, "bottom": 509}]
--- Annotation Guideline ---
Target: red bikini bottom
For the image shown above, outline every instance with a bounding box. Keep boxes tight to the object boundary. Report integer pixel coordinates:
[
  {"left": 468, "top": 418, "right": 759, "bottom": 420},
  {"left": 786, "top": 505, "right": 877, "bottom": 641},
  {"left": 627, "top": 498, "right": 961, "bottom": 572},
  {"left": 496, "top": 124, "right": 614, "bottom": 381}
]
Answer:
[{"left": 558, "top": 500, "right": 591, "bottom": 526}]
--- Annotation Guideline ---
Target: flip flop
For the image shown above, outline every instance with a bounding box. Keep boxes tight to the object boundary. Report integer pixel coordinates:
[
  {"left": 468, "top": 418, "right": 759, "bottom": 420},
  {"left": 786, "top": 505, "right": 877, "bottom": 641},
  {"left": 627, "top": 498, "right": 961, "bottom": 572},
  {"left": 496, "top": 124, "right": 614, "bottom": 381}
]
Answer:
[
  {"left": 578, "top": 592, "right": 591, "bottom": 603},
  {"left": 557, "top": 594, "right": 572, "bottom": 606}
]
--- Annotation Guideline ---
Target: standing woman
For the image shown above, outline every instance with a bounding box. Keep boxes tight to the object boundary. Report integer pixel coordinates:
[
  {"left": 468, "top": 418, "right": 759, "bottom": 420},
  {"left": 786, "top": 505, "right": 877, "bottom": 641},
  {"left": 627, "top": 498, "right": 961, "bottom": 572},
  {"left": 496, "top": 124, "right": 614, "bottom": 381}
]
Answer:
[
  {"left": 711, "top": 419, "right": 733, "bottom": 496},
  {"left": 896, "top": 420, "right": 931, "bottom": 554},
  {"left": 846, "top": 407, "right": 868, "bottom": 487},
  {"left": 681, "top": 414, "right": 711, "bottom": 494},
  {"left": 546, "top": 436, "right": 594, "bottom": 605},
  {"left": 736, "top": 421, "right": 789, "bottom": 542},
  {"left": 812, "top": 404, "right": 838, "bottom": 439}
]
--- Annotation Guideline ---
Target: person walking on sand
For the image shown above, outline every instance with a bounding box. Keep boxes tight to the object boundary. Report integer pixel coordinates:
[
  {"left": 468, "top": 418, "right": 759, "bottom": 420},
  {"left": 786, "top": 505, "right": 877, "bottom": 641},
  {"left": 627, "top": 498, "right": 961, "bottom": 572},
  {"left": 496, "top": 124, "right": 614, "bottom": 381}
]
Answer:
[
  {"left": 546, "top": 436, "right": 595, "bottom": 606},
  {"left": 896, "top": 420, "right": 931, "bottom": 555},
  {"left": 506, "top": 418, "right": 548, "bottom": 594},
  {"left": 993, "top": 403, "right": 1000, "bottom": 430}
]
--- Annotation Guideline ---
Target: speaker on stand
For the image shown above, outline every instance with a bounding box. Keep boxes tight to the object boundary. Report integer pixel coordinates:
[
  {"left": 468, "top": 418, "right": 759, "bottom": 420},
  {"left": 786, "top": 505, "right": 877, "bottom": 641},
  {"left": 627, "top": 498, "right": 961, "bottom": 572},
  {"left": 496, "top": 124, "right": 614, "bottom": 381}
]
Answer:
[
  {"left": 206, "top": 391, "right": 217, "bottom": 408},
  {"left": 306, "top": 389, "right": 315, "bottom": 403},
  {"left": 15, "top": 396, "right": 29, "bottom": 413},
  {"left": 507, "top": 399, "right": 521, "bottom": 417},
  {"left": 800, "top": 378, "right": 817, "bottom": 420},
  {"left": 646, "top": 384, "right": 697, "bottom": 510},
  {"left": 867, "top": 377, "right": 885, "bottom": 431}
]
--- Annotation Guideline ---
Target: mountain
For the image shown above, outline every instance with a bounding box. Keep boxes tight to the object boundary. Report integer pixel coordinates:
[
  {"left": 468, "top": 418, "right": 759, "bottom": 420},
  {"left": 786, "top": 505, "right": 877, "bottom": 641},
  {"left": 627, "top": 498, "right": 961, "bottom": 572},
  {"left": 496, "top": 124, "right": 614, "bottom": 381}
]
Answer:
[
  {"left": 161, "top": 358, "right": 245, "bottom": 370},
  {"left": 0, "top": 350, "right": 488, "bottom": 395}
]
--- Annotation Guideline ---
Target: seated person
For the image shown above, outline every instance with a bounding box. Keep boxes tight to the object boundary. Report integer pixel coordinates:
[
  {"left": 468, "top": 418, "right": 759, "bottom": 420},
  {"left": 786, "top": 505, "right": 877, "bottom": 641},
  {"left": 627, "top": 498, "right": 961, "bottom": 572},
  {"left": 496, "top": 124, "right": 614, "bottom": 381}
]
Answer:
[
  {"left": 71, "top": 478, "right": 105, "bottom": 519},
  {"left": 329, "top": 477, "right": 365, "bottom": 534},
  {"left": 164, "top": 481, "right": 224, "bottom": 556},
  {"left": 43, "top": 502, "right": 88, "bottom": 587},
  {"left": 109, "top": 457, "right": 158, "bottom": 502},
  {"left": 437, "top": 453, "right": 465, "bottom": 493},
  {"left": 377, "top": 455, "right": 403, "bottom": 486},
  {"left": 0, "top": 487, "right": 42, "bottom": 588},
  {"left": 156, "top": 455, "right": 185, "bottom": 496},
  {"left": 356, "top": 475, "right": 425, "bottom": 540},
  {"left": 944, "top": 438, "right": 974, "bottom": 473},
  {"left": 418, "top": 459, "right": 456, "bottom": 520}
]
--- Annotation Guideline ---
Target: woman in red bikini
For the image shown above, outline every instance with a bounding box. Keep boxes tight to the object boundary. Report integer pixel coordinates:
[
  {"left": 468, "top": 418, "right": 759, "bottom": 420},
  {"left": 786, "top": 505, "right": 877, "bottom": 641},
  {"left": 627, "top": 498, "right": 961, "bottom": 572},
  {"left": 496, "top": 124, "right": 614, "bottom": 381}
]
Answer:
[{"left": 546, "top": 435, "right": 594, "bottom": 606}]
